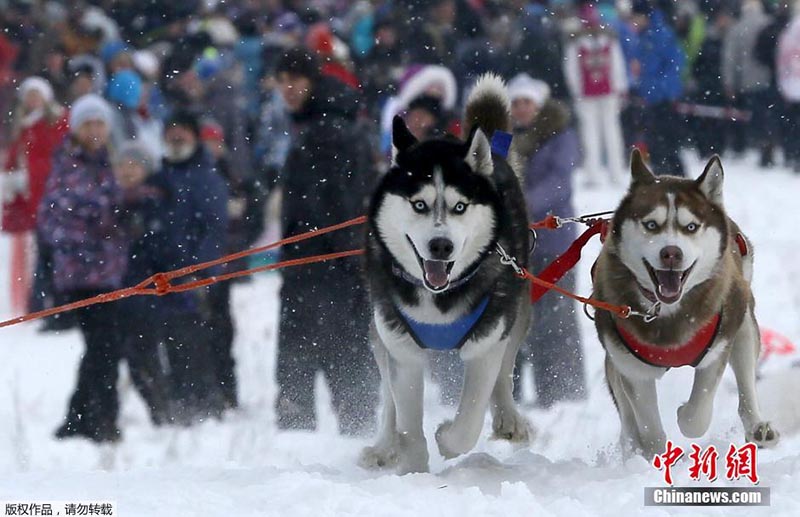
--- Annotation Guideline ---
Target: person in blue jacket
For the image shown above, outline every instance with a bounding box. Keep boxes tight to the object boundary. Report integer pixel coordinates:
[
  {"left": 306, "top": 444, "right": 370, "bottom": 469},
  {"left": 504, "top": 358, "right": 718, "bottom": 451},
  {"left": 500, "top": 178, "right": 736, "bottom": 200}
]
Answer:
[
  {"left": 628, "top": 0, "right": 687, "bottom": 176},
  {"left": 160, "top": 110, "right": 230, "bottom": 423}
]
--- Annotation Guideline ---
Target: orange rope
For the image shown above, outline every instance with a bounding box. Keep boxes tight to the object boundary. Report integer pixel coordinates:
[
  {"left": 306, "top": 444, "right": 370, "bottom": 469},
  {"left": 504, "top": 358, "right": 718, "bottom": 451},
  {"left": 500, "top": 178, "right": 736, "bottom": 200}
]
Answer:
[
  {"left": 0, "top": 249, "right": 366, "bottom": 329},
  {"left": 0, "top": 215, "right": 368, "bottom": 330},
  {"left": 155, "top": 215, "right": 368, "bottom": 283},
  {"left": 529, "top": 214, "right": 560, "bottom": 230},
  {"left": 0, "top": 212, "right": 629, "bottom": 330},
  {"left": 518, "top": 267, "right": 631, "bottom": 318}
]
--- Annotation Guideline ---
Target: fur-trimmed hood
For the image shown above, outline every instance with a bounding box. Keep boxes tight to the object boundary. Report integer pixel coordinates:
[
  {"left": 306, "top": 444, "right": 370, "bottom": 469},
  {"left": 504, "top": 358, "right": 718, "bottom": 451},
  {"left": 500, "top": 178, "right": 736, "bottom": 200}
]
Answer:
[{"left": 511, "top": 99, "right": 572, "bottom": 159}]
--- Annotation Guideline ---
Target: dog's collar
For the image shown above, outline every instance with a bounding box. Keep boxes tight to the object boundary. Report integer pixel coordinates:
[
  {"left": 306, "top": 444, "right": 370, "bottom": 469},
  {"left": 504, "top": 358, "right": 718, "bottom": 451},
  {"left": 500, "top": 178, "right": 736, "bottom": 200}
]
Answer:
[
  {"left": 390, "top": 260, "right": 483, "bottom": 292},
  {"left": 615, "top": 312, "right": 722, "bottom": 369}
]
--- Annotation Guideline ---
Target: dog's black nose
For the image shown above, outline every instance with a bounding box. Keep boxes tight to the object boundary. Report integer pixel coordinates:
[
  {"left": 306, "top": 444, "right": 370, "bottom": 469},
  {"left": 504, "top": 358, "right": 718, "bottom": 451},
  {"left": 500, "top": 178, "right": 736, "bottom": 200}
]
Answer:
[
  {"left": 659, "top": 246, "right": 684, "bottom": 269},
  {"left": 428, "top": 238, "right": 454, "bottom": 260}
]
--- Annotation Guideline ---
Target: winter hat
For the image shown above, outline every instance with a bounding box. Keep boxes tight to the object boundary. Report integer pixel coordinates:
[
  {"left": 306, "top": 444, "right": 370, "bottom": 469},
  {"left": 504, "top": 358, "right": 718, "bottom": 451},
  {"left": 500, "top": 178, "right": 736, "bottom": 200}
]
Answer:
[
  {"left": 275, "top": 47, "right": 321, "bottom": 81},
  {"left": 407, "top": 94, "right": 443, "bottom": 119},
  {"left": 195, "top": 47, "right": 224, "bottom": 81},
  {"left": 273, "top": 12, "right": 303, "bottom": 35},
  {"left": 373, "top": 6, "right": 399, "bottom": 31},
  {"left": 578, "top": 3, "right": 602, "bottom": 28},
  {"left": 69, "top": 93, "right": 113, "bottom": 132},
  {"left": 81, "top": 6, "right": 121, "bottom": 44},
  {"left": 305, "top": 23, "right": 350, "bottom": 63},
  {"left": 115, "top": 140, "right": 157, "bottom": 174},
  {"left": 742, "top": 0, "right": 764, "bottom": 15},
  {"left": 107, "top": 69, "right": 143, "bottom": 109},
  {"left": 67, "top": 54, "right": 108, "bottom": 94},
  {"left": 396, "top": 65, "right": 458, "bottom": 111},
  {"left": 630, "top": 0, "right": 654, "bottom": 16},
  {"left": 132, "top": 50, "right": 160, "bottom": 80},
  {"left": 17, "top": 76, "right": 54, "bottom": 103},
  {"left": 162, "top": 48, "right": 197, "bottom": 81},
  {"left": 100, "top": 40, "right": 129, "bottom": 64},
  {"left": 203, "top": 17, "right": 240, "bottom": 47},
  {"left": 508, "top": 73, "right": 551, "bottom": 106},
  {"left": 200, "top": 119, "right": 225, "bottom": 142},
  {"left": 165, "top": 109, "right": 201, "bottom": 137}
]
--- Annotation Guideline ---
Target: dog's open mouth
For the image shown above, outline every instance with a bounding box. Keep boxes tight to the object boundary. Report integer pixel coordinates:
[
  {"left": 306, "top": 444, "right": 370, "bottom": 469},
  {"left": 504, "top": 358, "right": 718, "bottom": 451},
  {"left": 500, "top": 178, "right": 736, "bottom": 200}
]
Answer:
[
  {"left": 407, "top": 236, "right": 455, "bottom": 292},
  {"left": 643, "top": 259, "right": 696, "bottom": 304}
]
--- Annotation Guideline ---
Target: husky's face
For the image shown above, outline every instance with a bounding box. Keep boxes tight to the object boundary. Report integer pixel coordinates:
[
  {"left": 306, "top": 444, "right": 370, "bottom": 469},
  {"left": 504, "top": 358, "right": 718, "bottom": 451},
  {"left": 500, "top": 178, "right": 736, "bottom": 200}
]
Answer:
[
  {"left": 370, "top": 116, "right": 500, "bottom": 293},
  {"left": 614, "top": 151, "right": 728, "bottom": 305}
]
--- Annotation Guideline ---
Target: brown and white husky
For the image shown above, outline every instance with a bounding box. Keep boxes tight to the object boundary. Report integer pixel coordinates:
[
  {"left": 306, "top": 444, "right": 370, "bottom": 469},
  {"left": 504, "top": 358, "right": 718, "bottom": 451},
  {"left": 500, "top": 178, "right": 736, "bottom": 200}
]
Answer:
[{"left": 593, "top": 150, "right": 780, "bottom": 458}]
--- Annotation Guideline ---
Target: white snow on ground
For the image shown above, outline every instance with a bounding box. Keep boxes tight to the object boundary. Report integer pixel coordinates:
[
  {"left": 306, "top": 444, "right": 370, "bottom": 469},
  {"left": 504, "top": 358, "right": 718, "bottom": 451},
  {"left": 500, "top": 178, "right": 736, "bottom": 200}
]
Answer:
[{"left": 1, "top": 153, "right": 799, "bottom": 516}]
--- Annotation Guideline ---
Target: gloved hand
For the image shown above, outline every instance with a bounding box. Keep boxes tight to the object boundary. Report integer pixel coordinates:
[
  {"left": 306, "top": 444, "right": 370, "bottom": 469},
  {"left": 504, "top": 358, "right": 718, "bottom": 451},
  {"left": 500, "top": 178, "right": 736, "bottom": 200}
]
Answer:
[
  {"left": 0, "top": 170, "right": 29, "bottom": 203},
  {"left": 227, "top": 197, "right": 247, "bottom": 220}
]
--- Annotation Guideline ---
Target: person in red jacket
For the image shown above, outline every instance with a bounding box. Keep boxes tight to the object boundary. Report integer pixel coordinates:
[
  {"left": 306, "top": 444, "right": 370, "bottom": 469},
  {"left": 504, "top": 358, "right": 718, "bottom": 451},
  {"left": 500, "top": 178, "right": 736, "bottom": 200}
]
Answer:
[{"left": 1, "top": 76, "right": 68, "bottom": 316}]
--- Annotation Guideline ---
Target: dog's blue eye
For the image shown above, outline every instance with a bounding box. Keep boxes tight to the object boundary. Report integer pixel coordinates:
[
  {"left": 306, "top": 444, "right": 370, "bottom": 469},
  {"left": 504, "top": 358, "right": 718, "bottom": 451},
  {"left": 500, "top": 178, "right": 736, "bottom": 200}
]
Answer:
[
  {"left": 411, "top": 200, "right": 428, "bottom": 213},
  {"left": 453, "top": 202, "right": 467, "bottom": 215},
  {"left": 644, "top": 220, "right": 659, "bottom": 231},
  {"left": 686, "top": 222, "right": 699, "bottom": 233}
]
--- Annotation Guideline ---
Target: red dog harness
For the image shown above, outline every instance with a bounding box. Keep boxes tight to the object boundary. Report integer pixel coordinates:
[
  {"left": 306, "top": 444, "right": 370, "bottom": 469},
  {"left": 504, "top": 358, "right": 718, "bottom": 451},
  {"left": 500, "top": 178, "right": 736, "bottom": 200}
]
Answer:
[
  {"left": 615, "top": 313, "right": 723, "bottom": 368},
  {"left": 601, "top": 232, "right": 744, "bottom": 368}
]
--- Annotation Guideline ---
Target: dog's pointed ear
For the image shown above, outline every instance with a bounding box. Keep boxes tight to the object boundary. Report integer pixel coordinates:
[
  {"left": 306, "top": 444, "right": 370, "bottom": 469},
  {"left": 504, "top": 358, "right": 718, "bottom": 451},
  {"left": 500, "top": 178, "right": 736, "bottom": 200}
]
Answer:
[
  {"left": 630, "top": 148, "right": 655, "bottom": 185},
  {"left": 392, "top": 115, "right": 417, "bottom": 165},
  {"left": 464, "top": 127, "right": 493, "bottom": 177},
  {"left": 696, "top": 155, "right": 724, "bottom": 205}
]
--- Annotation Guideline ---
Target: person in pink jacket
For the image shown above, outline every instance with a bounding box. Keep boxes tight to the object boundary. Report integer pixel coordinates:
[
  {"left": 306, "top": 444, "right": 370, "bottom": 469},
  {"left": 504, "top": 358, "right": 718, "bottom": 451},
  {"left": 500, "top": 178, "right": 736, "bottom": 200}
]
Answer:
[{"left": 563, "top": 3, "right": 628, "bottom": 185}]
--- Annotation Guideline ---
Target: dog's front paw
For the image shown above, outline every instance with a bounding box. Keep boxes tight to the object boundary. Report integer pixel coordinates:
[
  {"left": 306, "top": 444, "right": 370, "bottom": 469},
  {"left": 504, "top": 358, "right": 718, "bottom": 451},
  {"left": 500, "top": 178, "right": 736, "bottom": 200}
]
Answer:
[
  {"left": 436, "top": 420, "right": 459, "bottom": 459},
  {"left": 358, "top": 445, "right": 398, "bottom": 470},
  {"left": 747, "top": 422, "right": 780, "bottom": 448},
  {"left": 395, "top": 434, "right": 429, "bottom": 474},
  {"left": 396, "top": 449, "right": 429, "bottom": 475},
  {"left": 677, "top": 403, "right": 712, "bottom": 438},
  {"left": 435, "top": 420, "right": 466, "bottom": 459},
  {"left": 491, "top": 410, "right": 532, "bottom": 444}
]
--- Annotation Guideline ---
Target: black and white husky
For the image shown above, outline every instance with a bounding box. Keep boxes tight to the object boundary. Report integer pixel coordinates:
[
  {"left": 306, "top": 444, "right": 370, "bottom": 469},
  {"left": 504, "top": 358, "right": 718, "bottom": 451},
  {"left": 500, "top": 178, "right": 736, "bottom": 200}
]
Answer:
[
  {"left": 594, "top": 150, "right": 780, "bottom": 458},
  {"left": 359, "top": 74, "right": 532, "bottom": 474}
]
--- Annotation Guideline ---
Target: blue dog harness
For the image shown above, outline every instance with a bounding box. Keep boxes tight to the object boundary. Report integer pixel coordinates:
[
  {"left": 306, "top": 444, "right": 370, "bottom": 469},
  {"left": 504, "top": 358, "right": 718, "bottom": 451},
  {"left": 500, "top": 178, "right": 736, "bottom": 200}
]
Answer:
[{"left": 396, "top": 297, "right": 491, "bottom": 351}]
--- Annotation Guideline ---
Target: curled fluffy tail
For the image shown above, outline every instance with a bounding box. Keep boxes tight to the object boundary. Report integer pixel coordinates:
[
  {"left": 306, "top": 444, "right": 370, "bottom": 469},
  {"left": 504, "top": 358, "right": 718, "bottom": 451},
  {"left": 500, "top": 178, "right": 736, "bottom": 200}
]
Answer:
[{"left": 463, "top": 73, "right": 511, "bottom": 139}]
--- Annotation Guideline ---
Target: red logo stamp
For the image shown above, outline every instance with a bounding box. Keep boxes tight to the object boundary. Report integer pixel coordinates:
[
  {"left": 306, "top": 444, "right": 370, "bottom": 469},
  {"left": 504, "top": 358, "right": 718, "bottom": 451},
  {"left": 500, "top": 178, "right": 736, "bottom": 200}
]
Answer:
[{"left": 652, "top": 442, "right": 759, "bottom": 485}]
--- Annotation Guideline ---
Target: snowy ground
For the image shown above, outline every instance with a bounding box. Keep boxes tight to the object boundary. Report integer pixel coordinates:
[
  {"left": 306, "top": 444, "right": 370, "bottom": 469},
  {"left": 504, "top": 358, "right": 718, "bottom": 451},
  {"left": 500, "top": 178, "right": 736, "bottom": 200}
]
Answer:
[{"left": 1, "top": 152, "right": 799, "bottom": 516}]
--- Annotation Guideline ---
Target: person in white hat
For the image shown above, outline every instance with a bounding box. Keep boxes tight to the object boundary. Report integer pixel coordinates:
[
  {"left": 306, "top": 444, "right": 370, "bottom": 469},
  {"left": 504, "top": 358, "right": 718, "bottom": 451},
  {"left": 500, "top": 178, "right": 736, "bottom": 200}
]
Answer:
[
  {"left": 507, "top": 73, "right": 552, "bottom": 126},
  {"left": 507, "top": 73, "right": 588, "bottom": 409},
  {"left": 39, "top": 92, "right": 130, "bottom": 443},
  {"left": 68, "top": 93, "right": 114, "bottom": 143}
]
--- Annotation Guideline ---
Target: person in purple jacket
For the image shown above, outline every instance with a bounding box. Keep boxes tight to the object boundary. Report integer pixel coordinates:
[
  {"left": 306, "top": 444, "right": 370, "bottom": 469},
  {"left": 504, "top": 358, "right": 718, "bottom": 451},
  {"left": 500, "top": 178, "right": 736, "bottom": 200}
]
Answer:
[
  {"left": 40, "top": 94, "right": 128, "bottom": 443},
  {"left": 507, "top": 74, "right": 587, "bottom": 409}
]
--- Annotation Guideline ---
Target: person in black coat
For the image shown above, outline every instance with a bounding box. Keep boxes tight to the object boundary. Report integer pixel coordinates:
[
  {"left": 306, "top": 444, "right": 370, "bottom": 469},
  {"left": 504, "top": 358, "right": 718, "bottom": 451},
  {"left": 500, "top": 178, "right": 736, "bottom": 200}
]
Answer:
[
  {"left": 112, "top": 141, "right": 177, "bottom": 426},
  {"left": 691, "top": 9, "right": 735, "bottom": 156},
  {"left": 273, "top": 48, "right": 379, "bottom": 435},
  {"left": 199, "top": 118, "right": 267, "bottom": 410}
]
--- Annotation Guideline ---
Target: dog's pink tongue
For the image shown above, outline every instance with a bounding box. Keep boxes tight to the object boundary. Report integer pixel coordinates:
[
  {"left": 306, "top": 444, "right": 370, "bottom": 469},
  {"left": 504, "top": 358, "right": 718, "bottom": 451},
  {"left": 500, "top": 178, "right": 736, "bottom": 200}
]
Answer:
[
  {"left": 423, "top": 260, "right": 449, "bottom": 289},
  {"left": 656, "top": 270, "right": 682, "bottom": 298}
]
